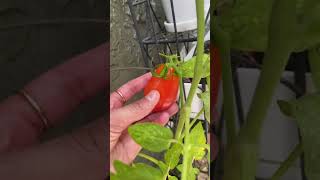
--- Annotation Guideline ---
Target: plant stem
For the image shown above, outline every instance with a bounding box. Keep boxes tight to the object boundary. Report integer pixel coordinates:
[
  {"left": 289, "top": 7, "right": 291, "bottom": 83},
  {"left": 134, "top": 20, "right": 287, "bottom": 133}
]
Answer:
[
  {"left": 206, "top": 76, "right": 210, "bottom": 90},
  {"left": 239, "top": 0, "right": 297, "bottom": 142},
  {"left": 271, "top": 143, "right": 303, "bottom": 180},
  {"left": 181, "top": 108, "right": 205, "bottom": 140},
  {"left": 174, "top": 77, "right": 186, "bottom": 140},
  {"left": 212, "top": 25, "right": 237, "bottom": 144},
  {"left": 308, "top": 47, "right": 320, "bottom": 90},
  {"left": 222, "top": 0, "right": 297, "bottom": 179},
  {"left": 137, "top": 153, "right": 160, "bottom": 166},
  {"left": 181, "top": 0, "right": 205, "bottom": 179},
  {"left": 190, "top": 108, "right": 205, "bottom": 128}
]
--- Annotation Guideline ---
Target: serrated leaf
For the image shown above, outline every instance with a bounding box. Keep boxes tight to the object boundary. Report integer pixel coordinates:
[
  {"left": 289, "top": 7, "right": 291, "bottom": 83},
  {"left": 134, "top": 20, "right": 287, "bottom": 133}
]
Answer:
[
  {"left": 180, "top": 54, "right": 210, "bottom": 78},
  {"left": 282, "top": 94, "right": 320, "bottom": 180},
  {"left": 168, "top": 175, "right": 178, "bottom": 180},
  {"left": 165, "top": 143, "right": 183, "bottom": 169},
  {"left": 198, "top": 91, "right": 210, "bottom": 122},
  {"left": 111, "top": 161, "right": 163, "bottom": 180},
  {"left": 189, "top": 123, "right": 207, "bottom": 160},
  {"left": 128, "top": 122, "right": 173, "bottom": 152}
]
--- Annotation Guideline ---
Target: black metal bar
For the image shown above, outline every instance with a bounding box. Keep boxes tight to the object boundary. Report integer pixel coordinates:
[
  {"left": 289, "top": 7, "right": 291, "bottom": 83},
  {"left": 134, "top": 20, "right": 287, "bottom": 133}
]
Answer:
[
  {"left": 143, "top": 36, "right": 197, "bottom": 44},
  {"left": 132, "top": 0, "right": 146, "bottom": 6},
  {"left": 149, "top": 2, "right": 165, "bottom": 32},
  {"left": 169, "top": 0, "right": 180, "bottom": 56},
  {"left": 146, "top": 0, "right": 161, "bottom": 50},
  {"left": 232, "top": 63, "right": 245, "bottom": 126},
  {"left": 127, "top": 0, "right": 150, "bottom": 68}
]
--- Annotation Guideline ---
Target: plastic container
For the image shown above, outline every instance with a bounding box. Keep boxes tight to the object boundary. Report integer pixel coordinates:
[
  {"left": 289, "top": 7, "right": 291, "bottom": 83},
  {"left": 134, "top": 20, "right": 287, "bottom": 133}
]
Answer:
[{"left": 161, "top": 0, "right": 210, "bottom": 32}]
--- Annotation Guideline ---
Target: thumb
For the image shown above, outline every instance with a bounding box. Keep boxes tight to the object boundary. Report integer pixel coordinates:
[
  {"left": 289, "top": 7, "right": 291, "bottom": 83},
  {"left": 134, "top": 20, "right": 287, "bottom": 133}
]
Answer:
[{"left": 110, "top": 90, "right": 160, "bottom": 131}]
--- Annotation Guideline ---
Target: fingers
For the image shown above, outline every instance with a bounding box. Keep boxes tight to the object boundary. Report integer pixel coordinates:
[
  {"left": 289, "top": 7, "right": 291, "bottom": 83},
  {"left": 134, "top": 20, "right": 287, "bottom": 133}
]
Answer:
[
  {"left": 0, "top": 117, "right": 107, "bottom": 180},
  {"left": 110, "top": 90, "right": 159, "bottom": 149},
  {"left": 23, "top": 43, "right": 108, "bottom": 125},
  {"left": 144, "top": 103, "right": 179, "bottom": 124},
  {"left": 110, "top": 90, "right": 160, "bottom": 130},
  {"left": 110, "top": 105, "right": 178, "bottom": 172},
  {"left": 110, "top": 72, "right": 152, "bottom": 110},
  {"left": 0, "top": 42, "right": 108, "bottom": 152}
]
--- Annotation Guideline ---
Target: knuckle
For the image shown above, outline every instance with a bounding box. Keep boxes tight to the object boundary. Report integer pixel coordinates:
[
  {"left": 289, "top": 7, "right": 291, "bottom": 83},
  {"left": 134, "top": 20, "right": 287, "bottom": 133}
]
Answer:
[{"left": 130, "top": 100, "right": 146, "bottom": 113}]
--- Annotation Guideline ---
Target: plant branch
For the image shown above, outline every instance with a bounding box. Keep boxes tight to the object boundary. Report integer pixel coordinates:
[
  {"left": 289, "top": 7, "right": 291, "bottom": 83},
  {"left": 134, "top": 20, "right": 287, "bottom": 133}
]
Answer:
[
  {"left": 174, "top": 77, "right": 186, "bottom": 140},
  {"left": 222, "top": 0, "right": 297, "bottom": 179},
  {"left": 181, "top": 108, "right": 205, "bottom": 140},
  {"left": 181, "top": 0, "right": 205, "bottom": 179},
  {"left": 138, "top": 153, "right": 160, "bottom": 166},
  {"left": 212, "top": 25, "right": 237, "bottom": 144},
  {"left": 271, "top": 143, "right": 303, "bottom": 180}
]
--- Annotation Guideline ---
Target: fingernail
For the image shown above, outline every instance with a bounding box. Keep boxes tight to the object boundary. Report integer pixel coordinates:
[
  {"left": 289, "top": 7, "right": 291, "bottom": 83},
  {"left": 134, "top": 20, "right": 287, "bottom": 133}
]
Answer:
[{"left": 146, "top": 90, "right": 159, "bottom": 101}]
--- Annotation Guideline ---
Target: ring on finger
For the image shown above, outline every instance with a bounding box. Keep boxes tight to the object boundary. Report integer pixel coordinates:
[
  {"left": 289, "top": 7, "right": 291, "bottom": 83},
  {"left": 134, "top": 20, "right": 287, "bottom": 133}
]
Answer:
[{"left": 115, "top": 89, "right": 126, "bottom": 104}]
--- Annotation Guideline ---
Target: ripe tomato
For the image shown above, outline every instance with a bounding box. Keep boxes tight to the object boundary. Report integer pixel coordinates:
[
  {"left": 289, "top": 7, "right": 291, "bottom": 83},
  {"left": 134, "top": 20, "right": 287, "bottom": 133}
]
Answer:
[{"left": 144, "top": 64, "right": 179, "bottom": 112}]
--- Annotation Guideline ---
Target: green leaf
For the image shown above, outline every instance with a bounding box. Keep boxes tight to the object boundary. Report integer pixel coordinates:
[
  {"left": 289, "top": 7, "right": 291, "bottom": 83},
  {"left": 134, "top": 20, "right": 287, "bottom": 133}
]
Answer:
[
  {"left": 180, "top": 54, "right": 210, "bottom": 78},
  {"left": 111, "top": 161, "right": 163, "bottom": 180},
  {"left": 217, "top": 0, "right": 320, "bottom": 52},
  {"left": 165, "top": 143, "right": 183, "bottom": 169},
  {"left": 277, "top": 100, "right": 297, "bottom": 117},
  {"left": 168, "top": 175, "right": 178, "bottom": 180},
  {"left": 281, "top": 94, "right": 320, "bottom": 179},
  {"left": 114, "top": 160, "right": 130, "bottom": 174},
  {"left": 128, "top": 122, "right": 173, "bottom": 152},
  {"left": 198, "top": 91, "right": 210, "bottom": 122},
  {"left": 189, "top": 123, "right": 207, "bottom": 160}
]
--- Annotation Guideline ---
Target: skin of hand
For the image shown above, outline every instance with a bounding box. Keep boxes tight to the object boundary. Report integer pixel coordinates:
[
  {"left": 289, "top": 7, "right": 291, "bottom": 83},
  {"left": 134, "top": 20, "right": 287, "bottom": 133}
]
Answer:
[
  {"left": 110, "top": 72, "right": 178, "bottom": 173},
  {"left": 0, "top": 43, "right": 108, "bottom": 180}
]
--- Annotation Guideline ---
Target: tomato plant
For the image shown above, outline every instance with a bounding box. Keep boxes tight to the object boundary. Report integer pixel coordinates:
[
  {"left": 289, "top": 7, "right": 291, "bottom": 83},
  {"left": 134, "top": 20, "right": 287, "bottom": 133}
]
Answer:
[
  {"left": 111, "top": 0, "right": 210, "bottom": 179},
  {"left": 213, "top": 0, "right": 320, "bottom": 180},
  {"left": 144, "top": 64, "right": 179, "bottom": 112}
]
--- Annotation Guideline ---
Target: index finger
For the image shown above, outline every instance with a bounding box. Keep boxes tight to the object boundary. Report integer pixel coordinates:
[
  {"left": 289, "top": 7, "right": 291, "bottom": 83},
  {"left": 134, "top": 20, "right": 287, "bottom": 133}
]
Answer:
[{"left": 110, "top": 72, "right": 151, "bottom": 110}]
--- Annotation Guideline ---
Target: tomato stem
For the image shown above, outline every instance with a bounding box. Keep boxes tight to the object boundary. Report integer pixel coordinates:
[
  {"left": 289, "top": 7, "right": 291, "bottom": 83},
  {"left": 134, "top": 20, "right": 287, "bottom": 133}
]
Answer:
[{"left": 137, "top": 153, "right": 160, "bottom": 166}]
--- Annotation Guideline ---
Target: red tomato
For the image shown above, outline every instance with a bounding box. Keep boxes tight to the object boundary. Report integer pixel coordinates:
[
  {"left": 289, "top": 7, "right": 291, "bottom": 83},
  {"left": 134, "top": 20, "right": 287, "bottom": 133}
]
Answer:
[{"left": 144, "top": 64, "right": 179, "bottom": 112}]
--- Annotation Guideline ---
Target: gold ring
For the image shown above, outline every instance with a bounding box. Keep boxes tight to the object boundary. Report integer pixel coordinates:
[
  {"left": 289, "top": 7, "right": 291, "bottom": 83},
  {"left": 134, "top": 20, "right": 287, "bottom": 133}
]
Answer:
[
  {"left": 19, "top": 89, "right": 50, "bottom": 130},
  {"left": 115, "top": 89, "right": 126, "bottom": 103}
]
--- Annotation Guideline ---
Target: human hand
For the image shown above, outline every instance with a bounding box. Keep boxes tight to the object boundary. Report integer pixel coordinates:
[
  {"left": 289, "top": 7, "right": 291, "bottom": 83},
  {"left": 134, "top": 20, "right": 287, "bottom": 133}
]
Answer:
[
  {"left": 0, "top": 43, "right": 108, "bottom": 180},
  {"left": 110, "top": 72, "right": 178, "bottom": 172}
]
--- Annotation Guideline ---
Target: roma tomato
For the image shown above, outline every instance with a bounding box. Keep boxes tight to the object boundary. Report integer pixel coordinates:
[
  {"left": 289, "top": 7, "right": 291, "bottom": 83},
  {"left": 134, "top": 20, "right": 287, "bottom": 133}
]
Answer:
[{"left": 144, "top": 64, "right": 179, "bottom": 112}]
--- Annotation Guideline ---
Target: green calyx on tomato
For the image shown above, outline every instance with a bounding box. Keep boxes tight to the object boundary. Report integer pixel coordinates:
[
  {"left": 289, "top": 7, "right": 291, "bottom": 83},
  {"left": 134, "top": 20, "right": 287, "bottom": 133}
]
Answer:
[{"left": 152, "top": 53, "right": 182, "bottom": 79}]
